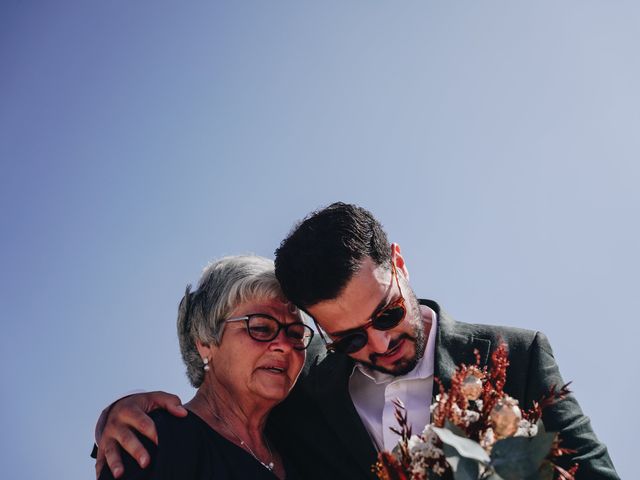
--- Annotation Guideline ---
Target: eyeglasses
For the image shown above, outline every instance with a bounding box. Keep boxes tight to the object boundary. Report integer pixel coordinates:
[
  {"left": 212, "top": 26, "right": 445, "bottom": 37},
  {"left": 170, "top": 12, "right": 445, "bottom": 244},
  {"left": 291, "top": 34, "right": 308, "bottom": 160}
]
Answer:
[
  {"left": 224, "top": 314, "right": 314, "bottom": 350},
  {"left": 321, "top": 263, "right": 406, "bottom": 354}
]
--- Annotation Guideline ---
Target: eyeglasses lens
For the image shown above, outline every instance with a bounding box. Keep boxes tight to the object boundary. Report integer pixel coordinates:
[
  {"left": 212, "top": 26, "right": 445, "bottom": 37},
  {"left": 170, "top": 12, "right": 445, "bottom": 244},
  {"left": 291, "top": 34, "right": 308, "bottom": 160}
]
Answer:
[
  {"left": 285, "top": 323, "right": 312, "bottom": 350},
  {"left": 247, "top": 315, "right": 312, "bottom": 350},
  {"left": 247, "top": 316, "right": 279, "bottom": 340}
]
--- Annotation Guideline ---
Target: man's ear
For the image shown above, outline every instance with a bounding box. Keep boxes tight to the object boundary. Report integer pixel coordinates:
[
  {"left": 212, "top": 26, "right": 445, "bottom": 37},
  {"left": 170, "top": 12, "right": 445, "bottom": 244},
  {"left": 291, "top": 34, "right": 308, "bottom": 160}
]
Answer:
[{"left": 390, "top": 243, "right": 410, "bottom": 280}]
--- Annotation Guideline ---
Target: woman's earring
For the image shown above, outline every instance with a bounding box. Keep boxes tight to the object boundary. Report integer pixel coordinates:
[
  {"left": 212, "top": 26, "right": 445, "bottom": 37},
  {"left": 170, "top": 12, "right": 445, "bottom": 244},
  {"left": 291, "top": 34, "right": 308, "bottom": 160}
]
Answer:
[{"left": 203, "top": 357, "right": 210, "bottom": 371}]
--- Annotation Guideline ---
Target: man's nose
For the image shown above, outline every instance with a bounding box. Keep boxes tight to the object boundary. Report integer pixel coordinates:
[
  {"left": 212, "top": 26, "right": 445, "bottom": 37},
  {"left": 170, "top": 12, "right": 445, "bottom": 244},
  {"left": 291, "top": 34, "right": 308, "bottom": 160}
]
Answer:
[{"left": 367, "top": 328, "right": 391, "bottom": 353}]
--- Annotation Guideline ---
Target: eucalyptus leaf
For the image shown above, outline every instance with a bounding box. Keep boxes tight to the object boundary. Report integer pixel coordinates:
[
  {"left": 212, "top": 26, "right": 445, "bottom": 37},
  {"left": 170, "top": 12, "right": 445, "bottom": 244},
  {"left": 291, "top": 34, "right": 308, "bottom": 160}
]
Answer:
[
  {"left": 490, "top": 437, "right": 541, "bottom": 480},
  {"left": 432, "top": 426, "right": 491, "bottom": 464},
  {"left": 444, "top": 419, "right": 468, "bottom": 437},
  {"left": 529, "top": 431, "right": 556, "bottom": 466},
  {"left": 483, "top": 474, "right": 504, "bottom": 480},
  {"left": 522, "top": 460, "right": 554, "bottom": 480},
  {"left": 443, "top": 444, "right": 480, "bottom": 480},
  {"left": 536, "top": 419, "right": 546, "bottom": 435},
  {"left": 529, "top": 461, "right": 554, "bottom": 480}
]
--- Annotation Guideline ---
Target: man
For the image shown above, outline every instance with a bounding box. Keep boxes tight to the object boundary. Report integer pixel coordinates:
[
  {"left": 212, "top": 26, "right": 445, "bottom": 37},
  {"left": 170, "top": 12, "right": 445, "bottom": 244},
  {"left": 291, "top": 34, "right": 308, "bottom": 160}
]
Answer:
[{"left": 95, "top": 203, "right": 618, "bottom": 479}]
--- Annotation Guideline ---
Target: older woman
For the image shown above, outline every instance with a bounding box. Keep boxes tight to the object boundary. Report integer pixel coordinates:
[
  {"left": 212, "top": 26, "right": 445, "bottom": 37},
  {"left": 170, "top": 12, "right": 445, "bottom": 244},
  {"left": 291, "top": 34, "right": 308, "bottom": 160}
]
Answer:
[{"left": 99, "top": 255, "right": 313, "bottom": 480}]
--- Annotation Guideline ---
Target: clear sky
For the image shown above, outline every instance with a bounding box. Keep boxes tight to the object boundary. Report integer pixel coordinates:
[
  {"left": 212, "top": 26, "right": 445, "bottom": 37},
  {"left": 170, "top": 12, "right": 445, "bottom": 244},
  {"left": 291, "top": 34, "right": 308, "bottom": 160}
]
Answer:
[{"left": 1, "top": 1, "right": 638, "bottom": 478}]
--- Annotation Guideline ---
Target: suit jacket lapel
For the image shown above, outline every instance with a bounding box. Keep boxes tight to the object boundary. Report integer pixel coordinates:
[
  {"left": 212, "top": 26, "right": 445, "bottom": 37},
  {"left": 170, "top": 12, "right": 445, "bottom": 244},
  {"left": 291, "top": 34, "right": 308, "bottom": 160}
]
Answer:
[
  {"left": 433, "top": 305, "right": 492, "bottom": 388},
  {"left": 305, "top": 352, "right": 379, "bottom": 478}
]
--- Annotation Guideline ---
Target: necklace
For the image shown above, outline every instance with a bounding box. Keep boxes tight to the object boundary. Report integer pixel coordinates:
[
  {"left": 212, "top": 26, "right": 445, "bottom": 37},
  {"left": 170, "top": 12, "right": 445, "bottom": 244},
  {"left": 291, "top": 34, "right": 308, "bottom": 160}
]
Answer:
[{"left": 209, "top": 407, "right": 275, "bottom": 471}]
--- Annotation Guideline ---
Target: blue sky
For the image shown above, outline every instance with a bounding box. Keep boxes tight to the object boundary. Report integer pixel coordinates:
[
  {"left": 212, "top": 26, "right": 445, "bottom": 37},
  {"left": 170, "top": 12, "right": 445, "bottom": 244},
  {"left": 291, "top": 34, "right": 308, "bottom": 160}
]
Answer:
[{"left": 1, "top": 2, "right": 638, "bottom": 478}]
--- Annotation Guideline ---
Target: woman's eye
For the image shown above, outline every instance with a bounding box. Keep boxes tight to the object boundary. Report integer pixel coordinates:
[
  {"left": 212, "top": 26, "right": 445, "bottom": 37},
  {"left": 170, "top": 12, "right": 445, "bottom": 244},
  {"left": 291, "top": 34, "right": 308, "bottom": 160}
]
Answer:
[{"left": 250, "top": 326, "right": 272, "bottom": 334}]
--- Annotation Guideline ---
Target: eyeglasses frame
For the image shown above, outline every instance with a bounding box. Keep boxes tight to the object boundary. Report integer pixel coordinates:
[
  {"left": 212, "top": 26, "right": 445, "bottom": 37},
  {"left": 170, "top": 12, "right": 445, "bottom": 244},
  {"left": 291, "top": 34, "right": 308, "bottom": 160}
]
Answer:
[{"left": 224, "top": 313, "right": 315, "bottom": 350}]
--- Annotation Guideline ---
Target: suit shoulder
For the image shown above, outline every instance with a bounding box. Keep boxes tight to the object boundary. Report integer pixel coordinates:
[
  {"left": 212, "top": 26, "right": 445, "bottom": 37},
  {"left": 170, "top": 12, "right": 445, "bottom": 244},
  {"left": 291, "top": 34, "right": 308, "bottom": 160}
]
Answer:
[
  {"left": 466, "top": 322, "right": 538, "bottom": 342},
  {"left": 440, "top": 312, "right": 546, "bottom": 355},
  {"left": 425, "top": 299, "right": 539, "bottom": 345}
]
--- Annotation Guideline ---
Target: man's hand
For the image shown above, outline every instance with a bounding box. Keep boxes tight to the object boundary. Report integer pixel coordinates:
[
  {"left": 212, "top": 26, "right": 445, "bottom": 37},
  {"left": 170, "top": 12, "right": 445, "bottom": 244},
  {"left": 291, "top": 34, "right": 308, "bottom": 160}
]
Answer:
[{"left": 95, "top": 391, "right": 187, "bottom": 479}]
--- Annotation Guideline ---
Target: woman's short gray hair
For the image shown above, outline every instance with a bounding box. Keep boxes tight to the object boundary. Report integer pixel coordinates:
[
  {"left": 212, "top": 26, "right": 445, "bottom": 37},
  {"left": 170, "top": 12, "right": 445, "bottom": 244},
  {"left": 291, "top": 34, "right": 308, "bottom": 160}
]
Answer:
[{"left": 177, "top": 255, "right": 300, "bottom": 387}]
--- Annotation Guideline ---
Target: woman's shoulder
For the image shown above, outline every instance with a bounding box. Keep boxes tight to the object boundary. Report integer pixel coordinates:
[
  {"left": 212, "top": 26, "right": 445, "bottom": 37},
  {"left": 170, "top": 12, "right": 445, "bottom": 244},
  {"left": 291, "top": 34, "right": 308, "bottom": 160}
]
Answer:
[
  {"left": 150, "top": 410, "right": 203, "bottom": 441},
  {"left": 97, "top": 411, "right": 209, "bottom": 480},
  {"left": 151, "top": 410, "right": 222, "bottom": 458}
]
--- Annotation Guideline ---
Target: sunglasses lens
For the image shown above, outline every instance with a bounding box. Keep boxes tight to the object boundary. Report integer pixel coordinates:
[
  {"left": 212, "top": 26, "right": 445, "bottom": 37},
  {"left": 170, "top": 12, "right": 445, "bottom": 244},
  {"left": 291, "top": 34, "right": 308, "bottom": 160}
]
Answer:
[
  {"left": 333, "top": 332, "right": 368, "bottom": 354},
  {"left": 373, "top": 306, "right": 405, "bottom": 330}
]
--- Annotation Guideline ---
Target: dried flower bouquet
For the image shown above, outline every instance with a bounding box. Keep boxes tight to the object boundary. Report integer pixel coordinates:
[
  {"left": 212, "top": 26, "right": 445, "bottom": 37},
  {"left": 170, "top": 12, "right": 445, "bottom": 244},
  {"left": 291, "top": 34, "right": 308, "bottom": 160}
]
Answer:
[{"left": 374, "top": 344, "right": 577, "bottom": 480}]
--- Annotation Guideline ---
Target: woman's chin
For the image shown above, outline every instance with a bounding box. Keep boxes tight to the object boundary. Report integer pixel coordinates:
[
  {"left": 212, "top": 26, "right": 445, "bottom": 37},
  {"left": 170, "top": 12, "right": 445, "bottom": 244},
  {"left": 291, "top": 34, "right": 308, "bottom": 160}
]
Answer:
[{"left": 251, "top": 373, "right": 292, "bottom": 402}]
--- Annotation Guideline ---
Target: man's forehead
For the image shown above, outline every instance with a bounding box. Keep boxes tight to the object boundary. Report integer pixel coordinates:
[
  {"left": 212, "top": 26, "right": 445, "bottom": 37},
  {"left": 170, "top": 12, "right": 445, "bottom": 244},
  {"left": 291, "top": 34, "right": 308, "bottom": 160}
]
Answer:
[
  {"left": 349, "top": 257, "right": 391, "bottom": 287},
  {"left": 307, "top": 258, "right": 392, "bottom": 331}
]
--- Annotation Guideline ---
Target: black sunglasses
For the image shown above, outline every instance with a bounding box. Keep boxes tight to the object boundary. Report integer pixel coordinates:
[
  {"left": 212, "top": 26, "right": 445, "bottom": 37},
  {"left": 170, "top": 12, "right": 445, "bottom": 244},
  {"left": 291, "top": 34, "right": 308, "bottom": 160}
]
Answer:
[
  {"left": 225, "top": 314, "right": 314, "bottom": 350},
  {"left": 320, "top": 264, "right": 406, "bottom": 354}
]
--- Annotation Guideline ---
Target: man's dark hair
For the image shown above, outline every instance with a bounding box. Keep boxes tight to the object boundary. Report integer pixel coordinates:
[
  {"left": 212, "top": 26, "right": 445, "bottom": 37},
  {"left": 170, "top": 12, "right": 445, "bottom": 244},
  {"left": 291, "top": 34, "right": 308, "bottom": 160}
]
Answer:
[{"left": 274, "top": 202, "right": 391, "bottom": 308}]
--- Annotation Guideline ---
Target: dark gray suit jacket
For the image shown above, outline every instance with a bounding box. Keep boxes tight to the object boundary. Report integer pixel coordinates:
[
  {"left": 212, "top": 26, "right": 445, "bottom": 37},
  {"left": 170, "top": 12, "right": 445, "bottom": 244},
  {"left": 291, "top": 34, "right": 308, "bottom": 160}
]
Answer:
[{"left": 268, "top": 300, "right": 618, "bottom": 480}]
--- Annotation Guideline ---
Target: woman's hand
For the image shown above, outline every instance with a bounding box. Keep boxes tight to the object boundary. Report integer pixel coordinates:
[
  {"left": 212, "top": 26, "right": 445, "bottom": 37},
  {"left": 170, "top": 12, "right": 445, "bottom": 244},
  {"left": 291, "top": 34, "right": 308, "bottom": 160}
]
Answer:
[{"left": 95, "top": 391, "right": 187, "bottom": 479}]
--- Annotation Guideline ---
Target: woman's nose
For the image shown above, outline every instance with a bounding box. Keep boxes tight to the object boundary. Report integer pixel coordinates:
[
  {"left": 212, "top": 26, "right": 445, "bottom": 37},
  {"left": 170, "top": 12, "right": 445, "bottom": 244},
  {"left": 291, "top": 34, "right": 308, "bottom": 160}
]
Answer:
[{"left": 269, "top": 329, "right": 294, "bottom": 352}]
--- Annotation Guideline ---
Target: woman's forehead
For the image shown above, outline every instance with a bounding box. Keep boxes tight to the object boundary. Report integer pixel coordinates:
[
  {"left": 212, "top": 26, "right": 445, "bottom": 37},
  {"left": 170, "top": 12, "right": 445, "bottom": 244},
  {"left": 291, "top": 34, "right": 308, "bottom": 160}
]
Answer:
[{"left": 230, "top": 296, "right": 299, "bottom": 320}]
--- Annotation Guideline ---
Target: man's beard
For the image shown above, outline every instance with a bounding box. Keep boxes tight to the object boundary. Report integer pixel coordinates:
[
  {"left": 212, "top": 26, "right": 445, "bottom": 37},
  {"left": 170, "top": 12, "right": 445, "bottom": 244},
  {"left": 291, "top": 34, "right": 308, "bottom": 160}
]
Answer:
[{"left": 362, "top": 290, "right": 427, "bottom": 376}]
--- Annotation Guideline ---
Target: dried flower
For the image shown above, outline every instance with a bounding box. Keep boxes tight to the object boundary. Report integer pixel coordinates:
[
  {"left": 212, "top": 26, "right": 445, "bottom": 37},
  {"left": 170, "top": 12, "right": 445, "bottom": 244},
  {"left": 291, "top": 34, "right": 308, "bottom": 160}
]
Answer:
[
  {"left": 460, "top": 373, "right": 484, "bottom": 401},
  {"left": 489, "top": 396, "right": 522, "bottom": 438}
]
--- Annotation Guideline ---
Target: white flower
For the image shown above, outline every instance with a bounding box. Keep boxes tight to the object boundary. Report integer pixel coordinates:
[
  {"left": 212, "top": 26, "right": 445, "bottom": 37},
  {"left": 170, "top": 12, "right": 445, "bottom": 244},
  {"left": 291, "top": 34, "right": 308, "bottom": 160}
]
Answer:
[
  {"left": 515, "top": 419, "right": 538, "bottom": 437},
  {"left": 449, "top": 404, "right": 480, "bottom": 427},
  {"left": 414, "top": 425, "right": 444, "bottom": 460},
  {"left": 407, "top": 434, "right": 423, "bottom": 452},
  {"left": 480, "top": 427, "right": 496, "bottom": 451}
]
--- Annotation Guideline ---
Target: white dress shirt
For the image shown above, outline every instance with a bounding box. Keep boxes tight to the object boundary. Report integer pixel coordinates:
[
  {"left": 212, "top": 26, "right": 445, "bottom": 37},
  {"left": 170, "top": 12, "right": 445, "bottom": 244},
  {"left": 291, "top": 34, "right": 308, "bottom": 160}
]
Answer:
[{"left": 348, "top": 305, "right": 438, "bottom": 451}]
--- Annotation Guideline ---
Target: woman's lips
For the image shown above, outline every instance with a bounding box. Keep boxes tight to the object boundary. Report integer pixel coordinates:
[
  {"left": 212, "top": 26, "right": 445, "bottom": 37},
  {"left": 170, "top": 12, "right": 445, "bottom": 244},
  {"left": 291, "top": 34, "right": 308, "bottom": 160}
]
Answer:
[
  {"left": 258, "top": 360, "right": 289, "bottom": 375},
  {"left": 261, "top": 367, "right": 285, "bottom": 374}
]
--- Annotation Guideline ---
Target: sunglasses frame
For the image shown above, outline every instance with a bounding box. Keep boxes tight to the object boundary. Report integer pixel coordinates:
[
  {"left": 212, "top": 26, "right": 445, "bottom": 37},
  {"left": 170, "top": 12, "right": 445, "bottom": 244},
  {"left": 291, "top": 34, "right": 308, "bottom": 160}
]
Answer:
[{"left": 317, "top": 262, "right": 407, "bottom": 354}]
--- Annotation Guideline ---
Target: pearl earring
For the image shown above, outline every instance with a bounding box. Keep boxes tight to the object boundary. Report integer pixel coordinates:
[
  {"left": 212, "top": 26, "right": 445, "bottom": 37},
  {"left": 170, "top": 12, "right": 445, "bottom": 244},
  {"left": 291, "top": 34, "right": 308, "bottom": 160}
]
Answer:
[{"left": 203, "top": 357, "right": 210, "bottom": 371}]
